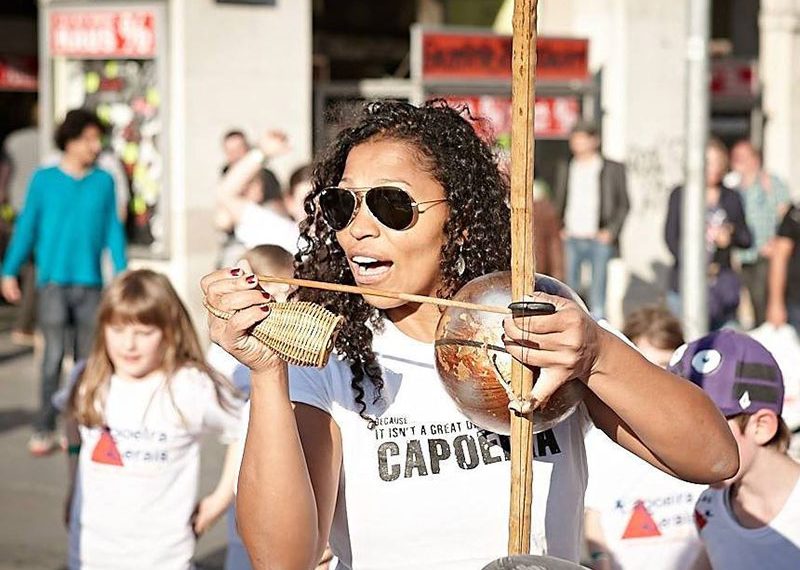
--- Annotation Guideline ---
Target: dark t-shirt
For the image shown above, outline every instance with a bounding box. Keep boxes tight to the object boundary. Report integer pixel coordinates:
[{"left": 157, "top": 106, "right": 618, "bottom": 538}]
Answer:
[{"left": 777, "top": 205, "right": 800, "bottom": 304}]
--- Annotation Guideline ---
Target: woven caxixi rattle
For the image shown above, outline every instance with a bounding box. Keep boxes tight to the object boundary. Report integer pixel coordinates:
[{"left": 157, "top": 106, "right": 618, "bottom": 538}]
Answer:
[{"left": 203, "top": 298, "right": 343, "bottom": 368}]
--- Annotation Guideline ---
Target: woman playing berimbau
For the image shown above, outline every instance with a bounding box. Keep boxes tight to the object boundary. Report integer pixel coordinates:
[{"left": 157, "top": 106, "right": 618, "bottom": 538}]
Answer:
[{"left": 202, "top": 101, "right": 737, "bottom": 570}]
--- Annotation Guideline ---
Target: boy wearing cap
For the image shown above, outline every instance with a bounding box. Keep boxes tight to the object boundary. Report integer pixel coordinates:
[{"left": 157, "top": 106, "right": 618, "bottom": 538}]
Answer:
[{"left": 668, "top": 330, "right": 800, "bottom": 569}]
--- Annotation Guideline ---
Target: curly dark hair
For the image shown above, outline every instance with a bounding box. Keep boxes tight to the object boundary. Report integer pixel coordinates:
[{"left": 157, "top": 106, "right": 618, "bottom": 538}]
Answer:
[{"left": 294, "top": 100, "right": 511, "bottom": 422}]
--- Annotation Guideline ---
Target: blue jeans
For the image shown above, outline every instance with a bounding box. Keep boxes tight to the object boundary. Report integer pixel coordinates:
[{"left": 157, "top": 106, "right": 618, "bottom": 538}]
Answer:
[
  {"left": 565, "top": 237, "right": 613, "bottom": 319},
  {"left": 36, "top": 285, "right": 102, "bottom": 432}
]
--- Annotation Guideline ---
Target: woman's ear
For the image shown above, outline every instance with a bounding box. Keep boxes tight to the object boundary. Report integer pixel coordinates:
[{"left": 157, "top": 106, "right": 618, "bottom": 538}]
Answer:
[{"left": 751, "top": 409, "right": 779, "bottom": 446}]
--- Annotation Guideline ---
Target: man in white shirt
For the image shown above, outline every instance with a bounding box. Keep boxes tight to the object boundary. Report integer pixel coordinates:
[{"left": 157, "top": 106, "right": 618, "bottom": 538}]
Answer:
[
  {"left": 554, "top": 123, "right": 629, "bottom": 320},
  {"left": 3, "top": 110, "right": 40, "bottom": 345}
]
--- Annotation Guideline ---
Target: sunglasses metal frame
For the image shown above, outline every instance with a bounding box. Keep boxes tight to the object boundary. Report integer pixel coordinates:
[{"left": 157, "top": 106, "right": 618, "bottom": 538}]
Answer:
[{"left": 317, "top": 185, "right": 447, "bottom": 231}]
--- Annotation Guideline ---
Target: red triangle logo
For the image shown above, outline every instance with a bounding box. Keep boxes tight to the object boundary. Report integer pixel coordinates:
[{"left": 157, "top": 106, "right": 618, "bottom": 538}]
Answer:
[
  {"left": 622, "top": 500, "right": 661, "bottom": 539},
  {"left": 91, "top": 430, "right": 124, "bottom": 466},
  {"left": 694, "top": 509, "right": 708, "bottom": 531}
]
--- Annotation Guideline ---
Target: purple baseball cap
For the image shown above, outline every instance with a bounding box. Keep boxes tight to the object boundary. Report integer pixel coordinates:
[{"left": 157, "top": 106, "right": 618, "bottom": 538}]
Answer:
[{"left": 667, "top": 329, "right": 784, "bottom": 417}]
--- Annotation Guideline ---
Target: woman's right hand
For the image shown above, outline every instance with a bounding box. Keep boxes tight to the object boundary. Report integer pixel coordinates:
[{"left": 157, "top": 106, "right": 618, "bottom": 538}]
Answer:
[{"left": 201, "top": 262, "right": 283, "bottom": 372}]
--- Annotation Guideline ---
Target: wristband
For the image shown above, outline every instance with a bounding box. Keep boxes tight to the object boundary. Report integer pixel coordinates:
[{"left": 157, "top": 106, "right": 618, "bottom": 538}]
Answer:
[{"left": 67, "top": 444, "right": 81, "bottom": 456}]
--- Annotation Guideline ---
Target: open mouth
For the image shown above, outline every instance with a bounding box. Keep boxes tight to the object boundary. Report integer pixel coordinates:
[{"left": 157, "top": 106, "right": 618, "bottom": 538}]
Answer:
[{"left": 350, "top": 255, "right": 394, "bottom": 281}]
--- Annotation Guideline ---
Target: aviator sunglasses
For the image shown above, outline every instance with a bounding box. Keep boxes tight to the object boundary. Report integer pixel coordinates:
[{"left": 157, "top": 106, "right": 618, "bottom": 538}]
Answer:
[{"left": 317, "top": 186, "right": 447, "bottom": 231}]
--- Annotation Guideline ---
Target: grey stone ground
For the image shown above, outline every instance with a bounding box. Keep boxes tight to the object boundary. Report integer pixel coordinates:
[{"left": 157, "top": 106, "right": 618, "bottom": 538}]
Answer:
[{"left": 0, "top": 304, "right": 228, "bottom": 570}]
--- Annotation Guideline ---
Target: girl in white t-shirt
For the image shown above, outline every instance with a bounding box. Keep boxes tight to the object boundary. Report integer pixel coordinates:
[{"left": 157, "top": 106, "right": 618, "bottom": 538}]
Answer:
[
  {"left": 63, "top": 269, "right": 244, "bottom": 570},
  {"left": 202, "top": 100, "right": 739, "bottom": 570},
  {"left": 583, "top": 307, "right": 706, "bottom": 570}
]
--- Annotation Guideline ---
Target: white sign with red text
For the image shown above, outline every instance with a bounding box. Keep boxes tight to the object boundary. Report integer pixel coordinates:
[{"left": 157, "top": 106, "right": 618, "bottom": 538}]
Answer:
[{"left": 50, "top": 10, "right": 156, "bottom": 58}]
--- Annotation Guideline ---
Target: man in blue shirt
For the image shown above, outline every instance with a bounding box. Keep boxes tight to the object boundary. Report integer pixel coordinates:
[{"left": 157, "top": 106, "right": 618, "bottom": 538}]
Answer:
[
  {"left": 1, "top": 109, "right": 127, "bottom": 456},
  {"left": 730, "top": 140, "right": 791, "bottom": 327}
]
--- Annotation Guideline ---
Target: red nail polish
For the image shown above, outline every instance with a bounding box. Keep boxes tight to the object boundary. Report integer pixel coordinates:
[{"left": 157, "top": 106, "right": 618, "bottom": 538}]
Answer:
[
  {"left": 230, "top": 268, "right": 242, "bottom": 276},
  {"left": 246, "top": 275, "right": 257, "bottom": 284},
  {"left": 260, "top": 304, "right": 271, "bottom": 313},
  {"left": 261, "top": 291, "right": 273, "bottom": 300}
]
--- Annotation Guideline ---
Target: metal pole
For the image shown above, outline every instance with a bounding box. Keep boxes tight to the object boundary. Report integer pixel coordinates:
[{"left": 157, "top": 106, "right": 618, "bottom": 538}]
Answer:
[{"left": 682, "top": 0, "right": 711, "bottom": 339}]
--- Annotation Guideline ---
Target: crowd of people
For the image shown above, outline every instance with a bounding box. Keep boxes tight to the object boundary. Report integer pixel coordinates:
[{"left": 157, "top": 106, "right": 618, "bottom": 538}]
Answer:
[
  {"left": 536, "top": 122, "right": 796, "bottom": 338},
  {"left": 0, "top": 101, "right": 797, "bottom": 570}
]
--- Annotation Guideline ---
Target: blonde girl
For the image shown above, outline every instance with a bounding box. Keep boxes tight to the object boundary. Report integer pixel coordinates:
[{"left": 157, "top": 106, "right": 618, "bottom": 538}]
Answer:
[{"left": 63, "top": 269, "right": 244, "bottom": 570}]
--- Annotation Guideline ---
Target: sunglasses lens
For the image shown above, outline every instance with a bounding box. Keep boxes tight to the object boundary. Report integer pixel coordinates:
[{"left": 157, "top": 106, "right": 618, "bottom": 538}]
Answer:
[
  {"left": 318, "top": 187, "right": 356, "bottom": 230},
  {"left": 366, "top": 186, "right": 415, "bottom": 230}
]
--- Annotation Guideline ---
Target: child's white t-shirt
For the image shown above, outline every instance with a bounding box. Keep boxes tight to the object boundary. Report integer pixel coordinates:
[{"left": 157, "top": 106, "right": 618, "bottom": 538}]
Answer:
[
  {"left": 584, "top": 427, "right": 706, "bottom": 570},
  {"left": 694, "top": 475, "right": 800, "bottom": 570},
  {"left": 69, "top": 367, "right": 243, "bottom": 570},
  {"left": 287, "top": 319, "right": 590, "bottom": 570}
]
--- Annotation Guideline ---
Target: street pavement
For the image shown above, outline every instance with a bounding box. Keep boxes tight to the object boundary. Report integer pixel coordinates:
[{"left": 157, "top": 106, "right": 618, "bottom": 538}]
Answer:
[{"left": 0, "top": 305, "right": 228, "bottom": 570}]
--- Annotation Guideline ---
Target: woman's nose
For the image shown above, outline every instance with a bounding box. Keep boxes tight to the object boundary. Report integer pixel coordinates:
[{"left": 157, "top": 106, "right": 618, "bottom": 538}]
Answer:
[{"left": 347, "top": 197, "right": 380, "bottom": 240}]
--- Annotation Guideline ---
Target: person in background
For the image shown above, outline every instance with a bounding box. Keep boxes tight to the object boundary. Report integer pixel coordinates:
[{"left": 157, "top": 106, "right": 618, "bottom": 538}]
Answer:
[
  {"left": 1, "top": 109, "right": 127, "bottom": 456},
  {"left": 222, "top": 130, "right": 250, "bottom": 174},
  {"left": 215, "top": 130, "right": 299, "bottom": 256},
  {"left": 60, "top": 270, "right": 243, "bottom": 570},
  {"left": 284, "top": 164, "right": 314, "bottom": 224},
  {"left": 665, "top": 138, "right": 752, "bottom": 330},
  {"left": 730, "top": 140, "right": 790, "bottom": 327},
  {"left": 584, "top": 306, "right": 705, "bottom": 570},
  {"left": 554, "top": 121, "right": 629, "bottom": 320},
  {"left": 533, "top": 179, "right": 564, "bottom": 282},
  {"left": 0, "top": 146, "right": 11, "bottom": 261},
  {"left": 221, "top": 129, "right": 284, "bottom": 208},
  {"left": 767, "top": 205, "right": 800, "bottom": 334},
  {"left": 668, "top": 331, "right": 800, "bottom": 570},
  {"left": 216, "top": 129, "right": 286, "bottom": 268},
  {"left": 2, "top": 102, "right": 40, "bottom": 346}
]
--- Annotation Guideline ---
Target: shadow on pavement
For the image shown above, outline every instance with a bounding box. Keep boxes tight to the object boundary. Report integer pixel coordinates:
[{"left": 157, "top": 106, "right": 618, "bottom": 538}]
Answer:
[
  {"left": 0, "top": 345, "right": 33, "bottom": 364},
  {"left": 0, "top": 407, "right": 35, "bottom": 433}
]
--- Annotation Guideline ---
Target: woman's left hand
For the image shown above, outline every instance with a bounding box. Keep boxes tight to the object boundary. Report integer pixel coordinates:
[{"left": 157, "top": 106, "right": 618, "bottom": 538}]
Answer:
[{"left": 502, "top": 291, "right": 602, "bottom": 411}]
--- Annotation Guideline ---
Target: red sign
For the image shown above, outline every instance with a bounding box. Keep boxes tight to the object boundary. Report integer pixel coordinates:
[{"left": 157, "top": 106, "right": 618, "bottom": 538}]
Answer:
[
  {"left": 711, "top": 58, "right": 758, "bottom": 99},
  {"left": 50, "top": 10, "right": 156, "bottom": 58},
  {"left": 0, "top": 56, "right": 37, "bottom": 91},
  {"left": 443, "top": 95, "right": 580, "bottom": 141},
  {"left": 422, "top": 33, "right": 588, "bottom": 82}
]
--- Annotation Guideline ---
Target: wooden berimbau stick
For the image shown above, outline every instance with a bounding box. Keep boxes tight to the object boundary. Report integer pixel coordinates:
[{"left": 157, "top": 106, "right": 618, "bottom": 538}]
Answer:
[
  {"left": 508, "top": 0, "right": 539, "bottom": 555},
  {"left": 257, "top": 275, "right": 512, "bottom": 315}
]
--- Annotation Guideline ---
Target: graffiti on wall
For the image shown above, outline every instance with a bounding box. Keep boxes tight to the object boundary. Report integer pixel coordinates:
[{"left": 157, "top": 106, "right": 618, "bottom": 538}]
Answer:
[{"left": 625, "top": 137, "right": 684, "bottom": 215}]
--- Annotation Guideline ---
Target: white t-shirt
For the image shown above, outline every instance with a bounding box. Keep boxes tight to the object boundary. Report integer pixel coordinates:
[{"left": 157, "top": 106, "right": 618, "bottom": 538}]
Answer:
[
  {"left": 694, "top": 476, "right": 800, "bottom": 570},
  {"left": 235, "top": 202, "right": 300, "bottom": 253},
  {"left": 564, "top": 155, "right": 603, "bottom": 238},
  {"left": 3, "top": 126, "right": 39, "bottom": 212},
  {"left": 69, "top": 367, "right": 243, "bottom": 570},
  {"left": 584, "top": 427, "right": 705, "bottom": 570},
  {"left": 287, "top": 320, "right": 590, "bottom": 570},
  {"left": 206, "top": 342, "right": 252, "bottom": 395}
]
